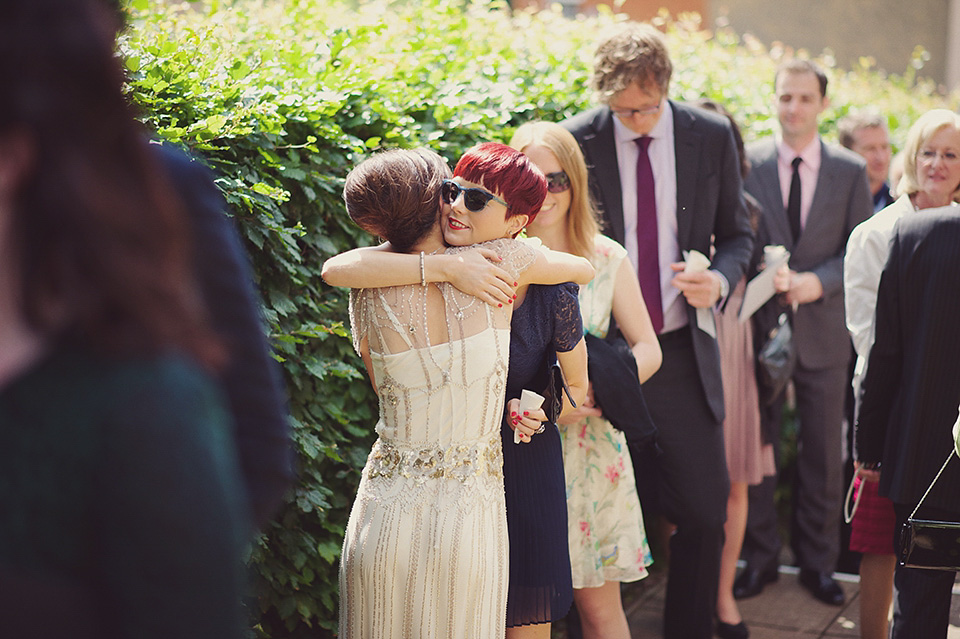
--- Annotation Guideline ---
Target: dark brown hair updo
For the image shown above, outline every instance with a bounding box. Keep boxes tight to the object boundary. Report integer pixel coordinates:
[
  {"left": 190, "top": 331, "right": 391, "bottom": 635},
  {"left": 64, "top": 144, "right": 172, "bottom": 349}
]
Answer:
[{"left": 343, "top": 148, "right": 452, "bottom": 252}]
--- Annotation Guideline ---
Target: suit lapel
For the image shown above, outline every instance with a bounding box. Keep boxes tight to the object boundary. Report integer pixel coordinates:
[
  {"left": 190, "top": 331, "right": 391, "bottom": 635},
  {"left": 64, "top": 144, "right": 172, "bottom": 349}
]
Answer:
[
  {"left": 753, "top": 143, "right": 792, "bottom": 246},
  {"left": 580, "top": 109, "right": 625, "bottom": 245},
  {"left": 796, "top": 140, "right": 835, "bottom": 254},
  {"left": 673, "top": 102, "right": 700, "bottom": 250}
]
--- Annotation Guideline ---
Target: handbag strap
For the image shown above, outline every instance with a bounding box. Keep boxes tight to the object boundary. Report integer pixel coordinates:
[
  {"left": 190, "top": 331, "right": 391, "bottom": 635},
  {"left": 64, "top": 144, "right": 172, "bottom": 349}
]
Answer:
[
  {"left": 843, "top": 467, "right": 864, "bottom": 524},
  {"left": 909, "top": 450, "right": 956, "bottom": 520}
]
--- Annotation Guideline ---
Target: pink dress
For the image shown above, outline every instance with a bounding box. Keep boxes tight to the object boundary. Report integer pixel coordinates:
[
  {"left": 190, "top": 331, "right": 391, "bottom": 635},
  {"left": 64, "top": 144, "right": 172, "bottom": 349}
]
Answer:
[{"left": 715, "top": 277, "right": 775, "bottom": 485}]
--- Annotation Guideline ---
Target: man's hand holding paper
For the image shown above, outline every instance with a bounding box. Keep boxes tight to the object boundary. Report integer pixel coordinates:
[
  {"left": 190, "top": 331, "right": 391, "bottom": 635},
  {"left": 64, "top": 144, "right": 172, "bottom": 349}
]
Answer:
[
  {"left": 672, "top": 250, "right": 719, "bottom": 337},
  {"left": 739, "top": 245, "right": 791, "bottom": 322}
]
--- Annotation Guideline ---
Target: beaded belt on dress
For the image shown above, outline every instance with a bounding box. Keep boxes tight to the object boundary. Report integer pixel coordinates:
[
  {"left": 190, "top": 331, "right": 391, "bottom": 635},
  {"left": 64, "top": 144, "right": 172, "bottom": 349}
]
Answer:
[{"left": 367, "top": 437, "right": 503, "bottom": 482}]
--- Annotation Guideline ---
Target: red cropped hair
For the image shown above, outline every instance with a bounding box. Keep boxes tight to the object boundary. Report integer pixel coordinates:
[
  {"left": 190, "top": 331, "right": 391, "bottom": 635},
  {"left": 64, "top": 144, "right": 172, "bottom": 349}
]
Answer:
[{"left": 453, "top": 142, "right": 547, "bottom": 227}]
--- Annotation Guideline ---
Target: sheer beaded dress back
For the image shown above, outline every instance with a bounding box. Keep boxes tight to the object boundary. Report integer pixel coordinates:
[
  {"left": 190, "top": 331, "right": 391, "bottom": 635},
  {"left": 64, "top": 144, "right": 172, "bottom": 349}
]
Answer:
[{"left": 340, "top": 238, "right": 536, "bottom": 639}]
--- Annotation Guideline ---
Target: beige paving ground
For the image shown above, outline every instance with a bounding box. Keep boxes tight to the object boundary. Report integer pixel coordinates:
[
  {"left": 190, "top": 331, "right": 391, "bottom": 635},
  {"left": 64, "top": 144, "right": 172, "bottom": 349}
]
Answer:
[{"left": 556, "top": 565, "right": 960, "bottom": 638}]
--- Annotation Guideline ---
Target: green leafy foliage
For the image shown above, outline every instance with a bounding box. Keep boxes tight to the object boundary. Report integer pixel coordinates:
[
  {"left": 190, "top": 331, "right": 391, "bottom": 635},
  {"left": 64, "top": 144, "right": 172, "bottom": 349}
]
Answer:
[{"left": 121, "top": 1, "right": 956, "bottom": 636}]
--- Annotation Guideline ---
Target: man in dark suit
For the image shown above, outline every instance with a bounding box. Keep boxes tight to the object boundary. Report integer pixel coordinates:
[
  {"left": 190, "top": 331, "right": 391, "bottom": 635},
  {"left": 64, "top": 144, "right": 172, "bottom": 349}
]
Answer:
[
  {"left": 856, "top": 206, "right": 960, "bottom": 639},
  {"left": 563, "top": 23, "right": 753, "bottom": 639},
  {"left": 735, "top": 59, "right": 872, "bottom": 605}
]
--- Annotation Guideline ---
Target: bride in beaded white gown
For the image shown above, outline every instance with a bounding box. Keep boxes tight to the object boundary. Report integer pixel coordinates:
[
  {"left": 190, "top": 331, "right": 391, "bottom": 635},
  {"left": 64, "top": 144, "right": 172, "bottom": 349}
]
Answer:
[{"left": 339, "top": 238, "right": 536, "bottom": 639}]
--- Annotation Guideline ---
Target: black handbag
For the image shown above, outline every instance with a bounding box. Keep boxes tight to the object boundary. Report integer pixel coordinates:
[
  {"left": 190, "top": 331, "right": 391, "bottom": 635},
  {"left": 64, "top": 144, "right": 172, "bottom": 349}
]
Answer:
[
  {"left": 757, "top": 312, "right": 795, "bottom": 405},
  {"left": 899, "top": 451, "right": 960, "bottom": 570},
  {"left": 541, "top": 359, "right": 575, "bottom": 425}
]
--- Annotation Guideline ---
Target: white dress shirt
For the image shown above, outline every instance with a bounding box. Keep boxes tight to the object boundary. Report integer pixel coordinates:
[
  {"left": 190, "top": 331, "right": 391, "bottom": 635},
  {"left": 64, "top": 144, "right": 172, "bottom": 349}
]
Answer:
[
  {"left": 612, "top": 103, "right": 688, "bottom": 333},
  {"left": 777, "top": 136, "right": 821, "bottom": 233}
]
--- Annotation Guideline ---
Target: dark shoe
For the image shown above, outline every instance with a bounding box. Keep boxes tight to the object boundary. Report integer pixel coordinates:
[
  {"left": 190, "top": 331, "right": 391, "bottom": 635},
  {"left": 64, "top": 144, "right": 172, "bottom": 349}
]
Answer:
[
  {"left": 732, "top": 564, "right": 778, "bottom": 599},
  {"left": 716, "top": 620, "right": 749, "bottom": 639},
  {"left": 798, "top": 569, "right": 845, "bottom": 606}
]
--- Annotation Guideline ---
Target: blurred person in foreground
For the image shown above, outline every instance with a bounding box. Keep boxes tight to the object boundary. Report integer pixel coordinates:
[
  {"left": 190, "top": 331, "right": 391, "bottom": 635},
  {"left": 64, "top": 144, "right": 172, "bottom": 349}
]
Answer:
[
  {"left": 844, "top": 108, "right": 960, "bottom": 639},
  {"left": 0, "top": 0, "right": 249, "bottom": 637},
  {"left": 103, "top": 0, "right": 293, "bottom": 532}
]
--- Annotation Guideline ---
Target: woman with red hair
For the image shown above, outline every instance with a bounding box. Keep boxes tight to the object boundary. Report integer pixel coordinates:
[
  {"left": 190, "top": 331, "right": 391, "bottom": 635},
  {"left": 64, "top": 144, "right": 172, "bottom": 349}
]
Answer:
[{"left": 325, "top": 142, "right": 591, "bottom": 638}]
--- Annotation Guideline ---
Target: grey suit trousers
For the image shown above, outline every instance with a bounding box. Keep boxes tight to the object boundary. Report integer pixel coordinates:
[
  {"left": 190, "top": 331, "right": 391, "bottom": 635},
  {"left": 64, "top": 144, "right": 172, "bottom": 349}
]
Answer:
[{"left": 744, "top": 360, "right": 847, "bottom": 571}]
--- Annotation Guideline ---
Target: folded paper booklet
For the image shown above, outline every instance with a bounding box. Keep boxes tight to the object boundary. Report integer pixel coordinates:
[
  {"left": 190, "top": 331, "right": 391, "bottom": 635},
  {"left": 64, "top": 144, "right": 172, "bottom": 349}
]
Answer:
[
  {"left": 739, "top": 245, "right": 791, "bottom": 323},
  {"left": 514, "top": 389, "right": 544, "bottom": 444}
]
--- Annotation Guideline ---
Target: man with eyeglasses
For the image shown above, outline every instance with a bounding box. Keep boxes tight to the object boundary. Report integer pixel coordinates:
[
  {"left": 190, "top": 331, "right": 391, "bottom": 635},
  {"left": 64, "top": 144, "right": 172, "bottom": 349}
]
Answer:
[{"left": 563, "top": 22, "right": 753, "bottom": 639}]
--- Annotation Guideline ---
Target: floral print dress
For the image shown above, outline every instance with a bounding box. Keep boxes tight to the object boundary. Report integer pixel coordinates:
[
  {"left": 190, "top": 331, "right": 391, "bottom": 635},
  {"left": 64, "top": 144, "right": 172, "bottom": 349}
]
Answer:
[{"left": 558, "top": 234, "right": 652, "bottom": 588}]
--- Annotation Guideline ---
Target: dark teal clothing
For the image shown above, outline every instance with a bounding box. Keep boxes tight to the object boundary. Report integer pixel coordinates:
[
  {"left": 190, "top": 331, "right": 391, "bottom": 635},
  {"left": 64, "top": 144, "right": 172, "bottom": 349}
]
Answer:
[{"left": 0, "top": 347, "right": 248, "bottom": 638}]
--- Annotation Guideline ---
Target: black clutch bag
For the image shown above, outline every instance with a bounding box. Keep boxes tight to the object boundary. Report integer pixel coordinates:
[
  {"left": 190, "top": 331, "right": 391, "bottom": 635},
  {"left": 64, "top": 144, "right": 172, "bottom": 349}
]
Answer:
[
  {"left": 900, "top": 518, "right": 960, "bottom": 571},
  {"left": 899, "top": 451, "right": 960, "bottom": 570},
  {"left": 541, "top": 360, "right": 575, "bottom": 425}
]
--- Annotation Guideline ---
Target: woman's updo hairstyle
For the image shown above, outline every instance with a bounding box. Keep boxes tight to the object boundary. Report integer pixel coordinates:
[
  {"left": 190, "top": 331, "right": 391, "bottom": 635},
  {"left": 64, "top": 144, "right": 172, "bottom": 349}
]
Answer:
[{"left": 343, "top": 148, "right": 451, "bottom": 252}]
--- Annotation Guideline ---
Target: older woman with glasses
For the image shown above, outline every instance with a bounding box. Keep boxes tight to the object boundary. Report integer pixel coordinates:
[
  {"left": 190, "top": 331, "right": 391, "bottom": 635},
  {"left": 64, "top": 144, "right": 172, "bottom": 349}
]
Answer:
[{"left": 844, "top": 108, "right": 960, "bottom": 639}]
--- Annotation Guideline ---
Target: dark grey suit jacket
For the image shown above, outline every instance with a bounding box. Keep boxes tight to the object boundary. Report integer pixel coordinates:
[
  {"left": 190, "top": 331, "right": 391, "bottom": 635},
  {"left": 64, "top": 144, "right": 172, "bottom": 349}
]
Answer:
[
  {"left": 563, "top": 101, "right": 754, "bottom": 422},
  {"left": 856, "top": 208, "right": 960, "bottom": 511},
  {"left": 745, "top": 138, "right": 871, "bottom": 370}
]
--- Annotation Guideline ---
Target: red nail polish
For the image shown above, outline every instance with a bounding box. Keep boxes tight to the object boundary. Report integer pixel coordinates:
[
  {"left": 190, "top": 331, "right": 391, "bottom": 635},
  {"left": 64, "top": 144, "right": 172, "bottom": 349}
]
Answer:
[
  {"left": 498, "top": 303, "right": 503, "bottom": 307},
  {"left": 523, "top": 411, "right": 529, "bottom": 416},
  {"left": 508, "top": 299, "right": 513, "bottom": 304},
  {"left": 511, "top": 411, "right": 516, "bottom": 417},
  {"left": 513, "top": 281, "right": 518, "bottom": 286}
]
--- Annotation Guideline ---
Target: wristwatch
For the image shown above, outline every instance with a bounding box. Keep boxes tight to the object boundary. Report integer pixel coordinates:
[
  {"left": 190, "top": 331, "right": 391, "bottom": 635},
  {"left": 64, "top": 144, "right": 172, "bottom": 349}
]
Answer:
[{"left": 860, "top": 461, "right": 881, "bottom": 471}]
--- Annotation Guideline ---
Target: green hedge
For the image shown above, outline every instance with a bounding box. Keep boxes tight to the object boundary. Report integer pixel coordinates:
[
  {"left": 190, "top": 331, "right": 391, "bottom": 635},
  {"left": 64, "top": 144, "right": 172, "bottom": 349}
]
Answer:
[{"left": 121, "top": 1, "right": 956, "bottom": 635}]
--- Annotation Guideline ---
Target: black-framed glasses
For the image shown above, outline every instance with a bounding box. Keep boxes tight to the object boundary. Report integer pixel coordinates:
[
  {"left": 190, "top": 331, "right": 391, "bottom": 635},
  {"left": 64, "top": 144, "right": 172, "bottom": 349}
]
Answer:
[
  {"left": 441, "top": 180, "right": 508, "bottom": 212},
  {"left": 545, "top": 170, "right": 571, "bottom": 193}
]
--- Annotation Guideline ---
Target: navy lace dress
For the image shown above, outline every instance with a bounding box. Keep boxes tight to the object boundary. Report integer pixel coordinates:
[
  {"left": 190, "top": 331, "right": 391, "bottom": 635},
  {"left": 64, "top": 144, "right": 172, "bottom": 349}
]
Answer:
[{"left": 503, "top": 282, "right": 582, "bottom": 627}]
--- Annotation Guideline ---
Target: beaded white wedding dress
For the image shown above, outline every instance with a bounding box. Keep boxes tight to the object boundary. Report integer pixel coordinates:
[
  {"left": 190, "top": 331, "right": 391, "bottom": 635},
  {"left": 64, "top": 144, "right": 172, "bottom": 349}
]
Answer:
[{"left": 339, "top": 239, "right": 535, "bottom": 639}]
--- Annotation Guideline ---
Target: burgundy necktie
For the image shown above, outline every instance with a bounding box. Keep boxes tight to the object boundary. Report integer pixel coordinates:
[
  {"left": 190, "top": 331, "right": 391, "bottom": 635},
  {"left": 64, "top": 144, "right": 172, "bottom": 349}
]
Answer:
[
  {"left": 787, "top": 156, "right": 802, "bottom": 242},
  {"left": 635, "top": 136, "right": 663, "bottom": 334}
]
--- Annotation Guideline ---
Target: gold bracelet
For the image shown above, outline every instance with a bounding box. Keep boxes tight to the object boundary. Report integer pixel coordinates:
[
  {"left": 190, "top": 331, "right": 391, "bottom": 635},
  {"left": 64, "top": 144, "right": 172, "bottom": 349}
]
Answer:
[{"left": 419, "top": 251, "right": 426, "bottom": 287}]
